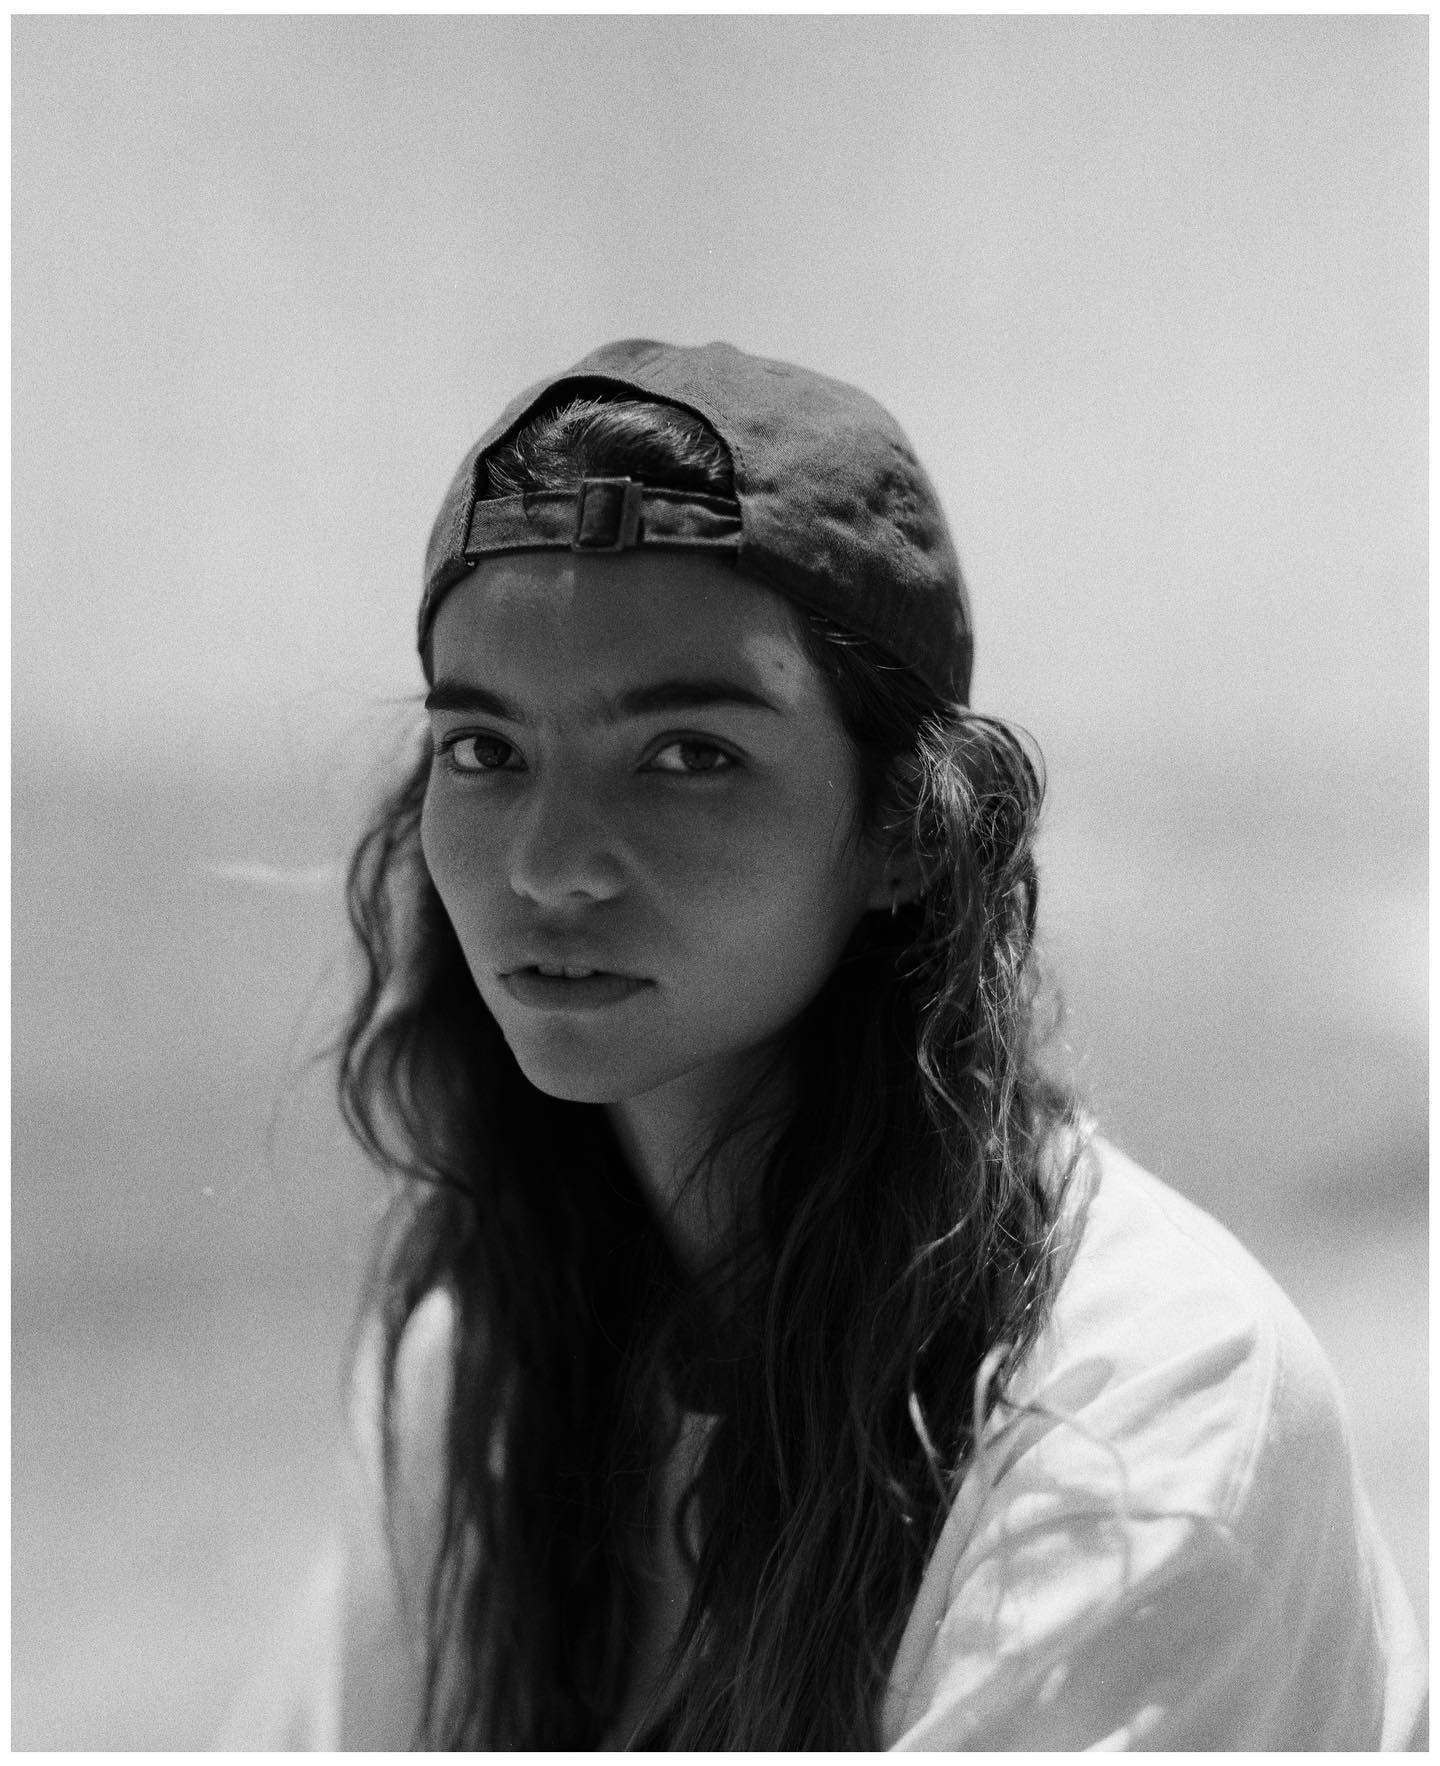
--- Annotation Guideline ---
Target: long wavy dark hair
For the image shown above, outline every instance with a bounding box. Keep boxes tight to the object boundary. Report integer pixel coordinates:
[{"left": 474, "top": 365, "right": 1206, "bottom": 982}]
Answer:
[{"left": 337, "top": 394, "right": 1084, "bottom": 1749}]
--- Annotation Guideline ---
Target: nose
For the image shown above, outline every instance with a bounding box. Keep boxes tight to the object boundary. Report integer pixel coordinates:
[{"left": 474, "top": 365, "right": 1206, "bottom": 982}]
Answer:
[{"left": 505, "top": 773, "right": 625, "bottom": 907}]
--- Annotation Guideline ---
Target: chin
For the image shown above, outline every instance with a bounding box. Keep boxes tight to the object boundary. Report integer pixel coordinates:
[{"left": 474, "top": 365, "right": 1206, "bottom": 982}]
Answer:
[
  {"left": 499, "top": 1026, "right": 657, "bottom": 1106},
  {"left": 513, "top": 1058, "right": 633, "bottom": 1106}
]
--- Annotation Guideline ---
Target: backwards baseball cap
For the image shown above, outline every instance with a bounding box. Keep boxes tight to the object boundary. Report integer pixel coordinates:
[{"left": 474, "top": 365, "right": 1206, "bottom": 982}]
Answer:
[{"left": 420, "top": 339, "right": 973, "bottom": 703}]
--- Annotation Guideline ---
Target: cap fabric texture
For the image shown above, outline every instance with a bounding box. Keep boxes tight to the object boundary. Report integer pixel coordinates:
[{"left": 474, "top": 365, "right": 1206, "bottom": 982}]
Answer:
[{"left": 420, "top": 339, "right": 972, "bottom": 703}]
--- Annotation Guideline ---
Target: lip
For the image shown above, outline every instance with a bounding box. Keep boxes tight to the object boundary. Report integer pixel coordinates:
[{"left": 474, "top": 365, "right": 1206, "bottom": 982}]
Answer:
[{"left": 499, "top": 968, "right": 653, "bottom": 1012}]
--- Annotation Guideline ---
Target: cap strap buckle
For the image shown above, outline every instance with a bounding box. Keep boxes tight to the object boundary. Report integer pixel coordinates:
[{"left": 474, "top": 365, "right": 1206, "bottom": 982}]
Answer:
[{"left": 571, "top": 477, "right": 645, "bottom": 552}]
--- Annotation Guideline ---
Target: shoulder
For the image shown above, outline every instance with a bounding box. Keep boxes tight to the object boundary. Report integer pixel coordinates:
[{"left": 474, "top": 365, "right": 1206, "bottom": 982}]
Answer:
[
  {"left": 349, "top": 1285, "right": 458, "bottom": 1504},
  {"left": 346, "top": 1284, "right": 459, "bottom": 1608},
  {"left": 1018, "top": 1137, "right": 1347, "bottom": 1512},
  {"left": 335, "top": 1286, "right": 460, "bottom": 1747},
  {"left": 883, "top": 1138, "right": 1426, "bottom": 1750}
]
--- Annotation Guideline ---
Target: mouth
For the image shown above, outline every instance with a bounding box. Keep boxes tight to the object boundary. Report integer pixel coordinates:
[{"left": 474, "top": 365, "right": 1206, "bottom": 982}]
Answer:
[{"left": 499, "top": 965, "right": 653, "bottom": 1012}]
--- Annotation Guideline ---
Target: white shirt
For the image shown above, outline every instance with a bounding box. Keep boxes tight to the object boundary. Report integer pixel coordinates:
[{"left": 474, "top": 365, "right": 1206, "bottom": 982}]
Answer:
[
  {"left": 880, "top": 1140, "right": 1424, "bottom": 1749},
  {"left": 223, "top": 1138, "right": 1425, "bottom": 1750}
]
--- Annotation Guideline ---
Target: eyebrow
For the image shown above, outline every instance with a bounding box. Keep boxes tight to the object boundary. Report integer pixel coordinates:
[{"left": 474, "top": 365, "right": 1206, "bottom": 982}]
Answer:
[{"left": 423, "top": 676, "right": 783, "bottom": 722}]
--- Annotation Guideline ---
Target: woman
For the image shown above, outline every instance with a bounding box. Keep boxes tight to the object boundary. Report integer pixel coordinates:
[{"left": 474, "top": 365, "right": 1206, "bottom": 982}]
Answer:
[{"left": 235, "top": 340, "right": 1424, "bottom": 1750}]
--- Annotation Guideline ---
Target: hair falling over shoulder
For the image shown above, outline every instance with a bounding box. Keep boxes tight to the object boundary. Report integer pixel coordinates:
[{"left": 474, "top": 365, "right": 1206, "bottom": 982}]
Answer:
[{"left": 335, "top": 398, "right": 1087, "bottom": 1749}]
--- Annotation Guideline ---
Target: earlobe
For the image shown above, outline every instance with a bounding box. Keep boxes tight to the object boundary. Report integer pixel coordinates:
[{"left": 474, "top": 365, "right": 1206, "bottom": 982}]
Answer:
[
  {"left": 867, "top": 850, "right": 927, "bottom": 915},
  {"left": 865, "top": 757, "right": 928, "bottom": 915}
]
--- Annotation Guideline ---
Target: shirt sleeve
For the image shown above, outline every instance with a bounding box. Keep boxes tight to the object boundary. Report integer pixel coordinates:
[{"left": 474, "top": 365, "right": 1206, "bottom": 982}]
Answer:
[
  {"left": 215, "top": 1288, "right": 457, "bottom": 1751},
  {"left": 887, "top": 1455, "right": 1417, "bottom": 1751},
  {"left": 212, "top": 1539, "right": 344, "bottom": 1750},
  {"left": 883, "top": 1152, "right": 1427, "bottom": 1751},
  {"left": 335, "top": 1287, "right": 458, "bottom": 1748}
]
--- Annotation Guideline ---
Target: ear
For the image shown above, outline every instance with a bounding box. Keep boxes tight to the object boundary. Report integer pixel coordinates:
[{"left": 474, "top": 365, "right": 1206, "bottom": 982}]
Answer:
[
  {"left": 863, "top": 756, "right": 928, "bottom": 913},
  {"left": 865, "top": 842, "right": 927, "bottom": 914}
]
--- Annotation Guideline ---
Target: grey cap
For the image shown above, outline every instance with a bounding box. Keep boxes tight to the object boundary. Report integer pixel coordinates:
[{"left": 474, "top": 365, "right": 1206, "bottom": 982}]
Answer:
[{"left": 420, "top": 339, "right": 972, "bottom": 703}]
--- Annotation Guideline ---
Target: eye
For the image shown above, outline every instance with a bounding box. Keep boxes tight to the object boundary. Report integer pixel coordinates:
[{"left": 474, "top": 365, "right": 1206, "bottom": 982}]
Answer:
[
  {"left": 647, "top": 739, "right": 737, "bottom": 775},
  {"left": 439, "top": 733, "right": 521, "bottom": 775}
]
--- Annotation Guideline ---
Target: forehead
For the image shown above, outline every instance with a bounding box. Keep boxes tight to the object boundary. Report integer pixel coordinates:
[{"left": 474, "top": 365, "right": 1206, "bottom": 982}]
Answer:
[{"left": 427, "top": 551, "right": 824, "bottom": 706}]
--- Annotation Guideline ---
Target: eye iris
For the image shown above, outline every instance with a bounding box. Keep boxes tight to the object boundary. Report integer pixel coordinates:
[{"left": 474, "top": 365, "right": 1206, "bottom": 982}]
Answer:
[
  {"left": 455, "top": 736, "right": 508, "bottom": 770},
  {"left": 679, "top": 742, "right": 724, "bottom": 771}
]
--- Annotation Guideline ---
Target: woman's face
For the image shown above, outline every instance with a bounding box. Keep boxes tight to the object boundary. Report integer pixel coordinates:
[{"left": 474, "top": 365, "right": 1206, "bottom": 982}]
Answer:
[{"left": 420, "top": 551, "right": 892, "bottom": 1108}]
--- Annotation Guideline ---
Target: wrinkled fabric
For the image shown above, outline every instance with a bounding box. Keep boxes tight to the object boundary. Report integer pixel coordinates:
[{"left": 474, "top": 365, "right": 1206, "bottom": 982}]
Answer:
[{"left": 882, "top": 1142, "right": 1426, "bottom": 1750}]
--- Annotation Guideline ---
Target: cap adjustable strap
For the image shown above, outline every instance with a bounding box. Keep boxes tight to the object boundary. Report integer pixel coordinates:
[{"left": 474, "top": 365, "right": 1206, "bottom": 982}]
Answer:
[
  {"left": 460, "top": 479, "right": 742, "bottom": 562},
  {"left": 573, "top": 478, "right": 644, "bottom": 550}
]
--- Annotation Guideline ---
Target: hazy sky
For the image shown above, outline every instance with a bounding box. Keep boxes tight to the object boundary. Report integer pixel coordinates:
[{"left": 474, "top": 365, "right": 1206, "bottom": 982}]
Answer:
[{"left": 14, "top": 15, "right": 1425, "bottom": 785}]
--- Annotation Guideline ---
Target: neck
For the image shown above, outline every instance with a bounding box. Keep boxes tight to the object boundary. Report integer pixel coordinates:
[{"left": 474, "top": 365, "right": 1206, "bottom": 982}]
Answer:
[{"left": 605, "top": 1051, "right": 788, "bottom": 1277}]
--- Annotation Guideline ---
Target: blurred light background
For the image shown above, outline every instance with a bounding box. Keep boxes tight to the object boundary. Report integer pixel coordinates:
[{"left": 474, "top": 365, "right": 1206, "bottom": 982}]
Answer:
[{"left": 12, "top": 15, "right": 1426, "bottom": 1747}]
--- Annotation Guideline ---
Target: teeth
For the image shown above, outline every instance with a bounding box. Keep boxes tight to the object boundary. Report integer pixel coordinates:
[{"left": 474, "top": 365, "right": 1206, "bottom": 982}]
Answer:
[{"left": 535, "top": 964, "right": 598, "bottom": 979}]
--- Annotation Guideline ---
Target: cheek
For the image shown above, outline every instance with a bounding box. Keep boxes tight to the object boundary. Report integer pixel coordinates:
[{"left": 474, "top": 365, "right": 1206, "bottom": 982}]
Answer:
[
  {"left": 420, "top": 781, "right": 488, "bottom": 919},
  {"left": 663, "top": 792, "right": 871, "bottom": 966},
  {"left": 418, "top": 780, "right": 449, "bottom": 891}
]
